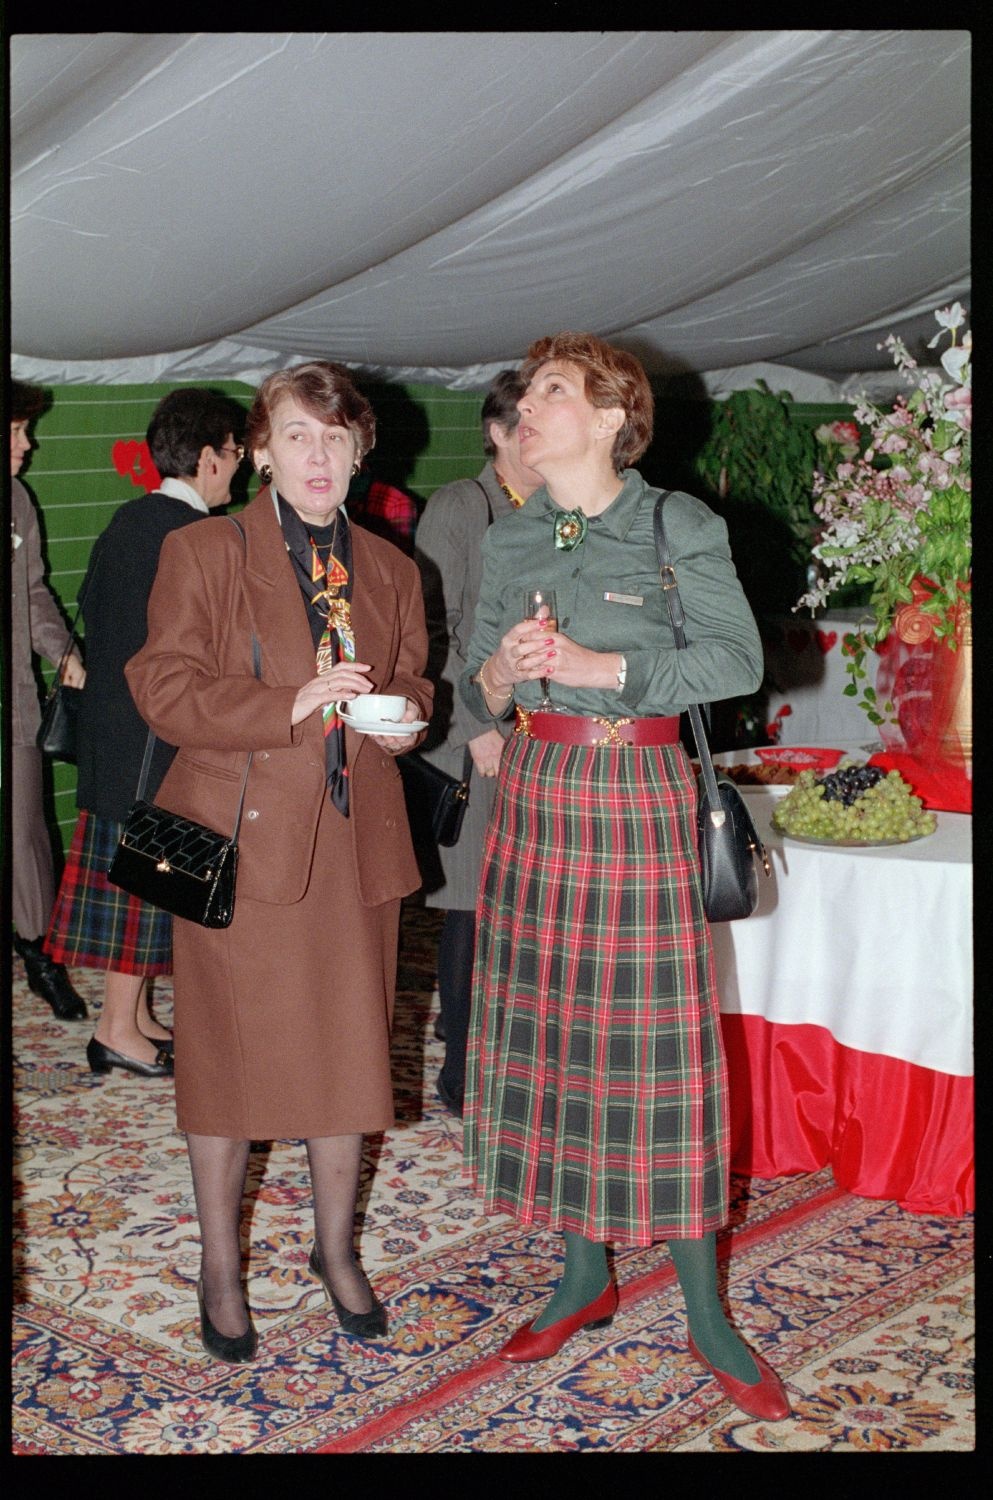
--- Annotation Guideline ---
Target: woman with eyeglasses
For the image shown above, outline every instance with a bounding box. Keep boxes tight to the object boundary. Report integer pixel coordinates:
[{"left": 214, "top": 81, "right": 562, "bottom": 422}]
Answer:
[
  {"left": 127, "top": 361, "right": 432, "bottom": 1364},
  {"left": 47, "top": 389, "right": 246, "bottom": 1079}
]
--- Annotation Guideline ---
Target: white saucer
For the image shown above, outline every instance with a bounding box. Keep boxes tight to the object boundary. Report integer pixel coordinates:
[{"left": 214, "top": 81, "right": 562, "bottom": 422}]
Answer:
[{"left": 339, "top": 709, "right": 428, "bottom": 736}]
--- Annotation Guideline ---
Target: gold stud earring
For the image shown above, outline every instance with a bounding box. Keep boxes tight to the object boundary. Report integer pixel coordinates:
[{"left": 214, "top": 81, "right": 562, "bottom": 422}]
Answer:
[
  {"left": 351, "top": 460, "right": 361, "bottom": 477},
  {"left": 259, "top": 464, "right": 273, "bottom": 485}
]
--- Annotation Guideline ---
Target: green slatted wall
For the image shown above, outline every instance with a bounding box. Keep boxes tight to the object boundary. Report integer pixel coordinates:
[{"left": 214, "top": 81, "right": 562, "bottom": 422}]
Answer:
[{"left": 16, "top": 378, "right": 489, "bottom": 852}]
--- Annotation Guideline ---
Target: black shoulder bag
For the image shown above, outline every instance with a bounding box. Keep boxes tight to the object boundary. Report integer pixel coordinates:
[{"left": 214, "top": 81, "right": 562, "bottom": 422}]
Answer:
[
  {"left": 107, "top": 518, "right": 260, "bottom": 928},
  {"left": 36, "top": 544, "right": 103, "bottom": 761},
  {"left": 653, "top": 493, "right": 770, "bottom": 922}
]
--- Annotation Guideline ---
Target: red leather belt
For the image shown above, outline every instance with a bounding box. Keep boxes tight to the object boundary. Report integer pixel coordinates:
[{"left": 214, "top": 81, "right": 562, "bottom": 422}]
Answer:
[{"left": 515, "top": 706, "right": 681, "bottom": 747}]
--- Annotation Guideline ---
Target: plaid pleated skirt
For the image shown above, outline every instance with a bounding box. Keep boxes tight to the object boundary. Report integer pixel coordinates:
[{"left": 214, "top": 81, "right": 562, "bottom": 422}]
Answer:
[
  {"left": 463, "top": 732, "right": 729, "bottom": 1246},
  {"left": 45, "top": 810, "right": 173, "bottom": 975}
]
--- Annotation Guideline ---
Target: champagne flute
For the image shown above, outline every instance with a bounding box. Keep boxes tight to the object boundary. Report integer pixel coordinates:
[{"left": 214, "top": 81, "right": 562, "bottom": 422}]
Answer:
[{"left": 524, "top": 588, "right": 561, "bottom": 711}]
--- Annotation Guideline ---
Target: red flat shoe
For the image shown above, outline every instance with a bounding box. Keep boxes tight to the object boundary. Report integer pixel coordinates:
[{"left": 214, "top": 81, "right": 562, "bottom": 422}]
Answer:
[
  {"left": 498, "top": 1281, "right": 618, "bottom": 1363},
  {"left": 687, "top": 1334, "right": 792, "bottom": 1420}
]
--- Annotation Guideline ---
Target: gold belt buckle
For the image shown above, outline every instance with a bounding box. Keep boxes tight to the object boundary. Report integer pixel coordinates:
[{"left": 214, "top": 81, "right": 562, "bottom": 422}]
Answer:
[
  {"left": 515, "top": 706, "right": 533, "bottom": 737},
  {"left": 593, "top": 716, "right": 633, "bottom": 746}
]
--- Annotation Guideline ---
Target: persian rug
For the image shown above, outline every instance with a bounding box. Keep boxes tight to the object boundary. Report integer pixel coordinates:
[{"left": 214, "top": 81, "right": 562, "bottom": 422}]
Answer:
[{"left": 11, "top": 903, "right": 974, "bottom": 1455}]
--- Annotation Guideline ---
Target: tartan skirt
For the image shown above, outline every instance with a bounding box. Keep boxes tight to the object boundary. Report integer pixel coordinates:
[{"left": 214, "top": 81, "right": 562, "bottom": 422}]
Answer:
[
  {"left": 463, "top": 732, "right": 729, "bottom": 1245},
  {"left": 45, "top": 810, "right": 173, "bottom": 975}
]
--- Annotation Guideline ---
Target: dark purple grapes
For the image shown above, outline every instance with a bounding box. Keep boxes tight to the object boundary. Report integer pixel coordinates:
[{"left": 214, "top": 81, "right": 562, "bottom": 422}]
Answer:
[{"left": 817, "top": 763, "right": 885, "bottom": 806}]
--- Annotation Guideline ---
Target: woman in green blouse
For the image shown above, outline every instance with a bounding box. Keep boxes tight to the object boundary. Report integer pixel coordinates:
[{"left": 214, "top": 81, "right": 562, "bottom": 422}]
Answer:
[{"left": 459, "top": 332, "right": 790, "bottom": 1422}]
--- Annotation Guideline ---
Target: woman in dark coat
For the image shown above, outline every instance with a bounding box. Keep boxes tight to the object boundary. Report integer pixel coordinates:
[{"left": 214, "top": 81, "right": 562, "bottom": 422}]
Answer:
[
  {"left": 46, "top": 389, "right": 245, "bottom": 1076},
  {"left": 127, "top": 362, "right": 431, "bottom": 1363},
  {"left": 460, "top": 332, "right": 790, "bottom": 1421}
]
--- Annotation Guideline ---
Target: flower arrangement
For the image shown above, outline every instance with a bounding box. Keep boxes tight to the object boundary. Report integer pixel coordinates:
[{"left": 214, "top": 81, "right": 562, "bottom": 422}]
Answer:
[{"left": 797, "top": 304, "right": 971, "bottom": 723}]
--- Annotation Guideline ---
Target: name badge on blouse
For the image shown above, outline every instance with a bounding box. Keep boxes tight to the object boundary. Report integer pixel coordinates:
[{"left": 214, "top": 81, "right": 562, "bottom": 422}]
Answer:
[{"left": 603, "top": 591, "right": 643, "bottom": 606}]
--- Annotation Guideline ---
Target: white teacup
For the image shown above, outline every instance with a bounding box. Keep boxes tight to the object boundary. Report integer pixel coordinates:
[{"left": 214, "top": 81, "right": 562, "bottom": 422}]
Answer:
[{"left": 338, "top": 693, "right": 406, "bottom": 723}]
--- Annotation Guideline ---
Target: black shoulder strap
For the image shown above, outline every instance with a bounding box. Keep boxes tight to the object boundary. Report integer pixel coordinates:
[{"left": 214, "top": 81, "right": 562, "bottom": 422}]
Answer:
[
  {"left": 653, "top": 492, "right": 725, "bottom": 827},
  {"left": 134, "top": 514, "right": 260, "bottom": 838},
  {"left": 473, "top": 477, "right": 494, "bottom": 526}
]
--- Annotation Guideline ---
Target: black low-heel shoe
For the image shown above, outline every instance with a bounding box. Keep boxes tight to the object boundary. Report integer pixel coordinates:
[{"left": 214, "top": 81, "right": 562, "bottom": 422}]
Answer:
[
  {"left": 140, "top": 1032, "right": 174, "bottom": 1055},
  {"left": 308, "top": 1246, "right": 388, "bottom": 1339},
  {"left": 86, "top": 1036, "right": 174, "bottom": 1078},
  {"left": 196, "top": 1279, "right": 257, "bottom": 1364}
]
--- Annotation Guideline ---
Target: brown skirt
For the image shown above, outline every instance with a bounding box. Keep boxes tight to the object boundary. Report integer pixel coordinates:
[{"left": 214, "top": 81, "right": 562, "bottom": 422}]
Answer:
[{"left": 171, "top": 792, "right": 398, "bottom": 1139}]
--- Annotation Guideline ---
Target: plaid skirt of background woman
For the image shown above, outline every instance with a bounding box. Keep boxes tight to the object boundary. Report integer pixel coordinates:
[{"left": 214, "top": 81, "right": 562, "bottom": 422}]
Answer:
[
  {"left": 464, "top": 733, "right": 729, "bottom": 1246},
  {"left": 45, "top": 809, "right": 173, "bottom": 975}
]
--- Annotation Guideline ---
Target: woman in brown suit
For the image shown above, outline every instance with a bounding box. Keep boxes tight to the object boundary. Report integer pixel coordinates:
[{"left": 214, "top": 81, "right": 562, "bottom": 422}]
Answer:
[{"left": 127, "top": 362, "right": 432, "bottom": 1363}]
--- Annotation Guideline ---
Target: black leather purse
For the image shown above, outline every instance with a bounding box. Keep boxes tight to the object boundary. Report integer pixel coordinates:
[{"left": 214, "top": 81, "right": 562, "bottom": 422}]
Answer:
[
  {"left": 398, "top": 746, "right": 472, "bottom": 848},
  {"left": 653, "top": 493, "right": 770, "bottom": 922},
  {"left": 36, "top": 545, "right": 100, "bottom": 762},
  {"left": 37, "top": 681, "right": 83, "bottom": 760}
]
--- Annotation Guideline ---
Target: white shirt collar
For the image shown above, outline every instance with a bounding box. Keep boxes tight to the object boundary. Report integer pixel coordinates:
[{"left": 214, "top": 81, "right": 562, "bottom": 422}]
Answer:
[{"left": 159, "top": 476, "right": 209, "bottom": 514}]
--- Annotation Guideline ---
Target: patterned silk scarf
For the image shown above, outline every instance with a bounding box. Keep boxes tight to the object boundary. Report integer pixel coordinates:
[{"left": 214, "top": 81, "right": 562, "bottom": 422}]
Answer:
[{"left": 276, "top": 493, "right": 355, "bottom": 816}]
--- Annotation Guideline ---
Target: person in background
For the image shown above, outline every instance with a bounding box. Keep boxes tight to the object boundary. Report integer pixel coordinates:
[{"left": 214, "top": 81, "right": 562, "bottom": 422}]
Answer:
[
  {"left": 9, "top": 378, "right": 88, "bottom": 1019},
  {"left": 347, "top": 461, "right": 420, "bottom": 556},
  {"left": 126, "top": 361, "right": 431, "bottom": 1364},
  {"left": 413, "top": 371, "right": 543, "bottom": 1115},
  {"left": 45, "top": 389, "right": 246, "bottom": 1079},
  {"left": 459, "top": 332, "right": 790, "bottom": 1421}
]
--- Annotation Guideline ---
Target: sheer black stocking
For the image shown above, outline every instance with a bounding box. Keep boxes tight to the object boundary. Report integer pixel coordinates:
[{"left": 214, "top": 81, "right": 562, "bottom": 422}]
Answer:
[
  {"left": 437, "top": 908, "right": 475, "bottom": 1101},
  {"left": 306, "top": 1134, "right": 374, "bottom": 1314},
  {"left": 186, "top": 1133, "right": 251, "bottom": 1338}
]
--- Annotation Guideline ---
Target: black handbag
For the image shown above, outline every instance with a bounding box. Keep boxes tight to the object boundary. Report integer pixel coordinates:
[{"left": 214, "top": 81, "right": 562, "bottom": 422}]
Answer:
[
  {"left": 108, "top": 520, "right": 260, "bottom": 928},
  {"left": 35, "top": 545, "right": 100, "bottom": 762},
  {"left": 37, "top": 682, "right": 83, "bottom": 760},
  {"left": 398, "top": 746, "right": 472, "bottom": 848},
  {"left": 653, "top": 493, "right": 770, "bottom": 922}
]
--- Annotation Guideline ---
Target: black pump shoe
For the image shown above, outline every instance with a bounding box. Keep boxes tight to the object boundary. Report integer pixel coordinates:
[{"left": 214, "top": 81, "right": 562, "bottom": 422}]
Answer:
[
  {"left": 140, "top": 1032, "right": 174, "bottom": 1055},
  {"left": 196, "top": 1279, "right": 257, "bottom": 1364},
  {"left": 86, "top": 1036, "right": 174, "bottom": 1078},
  {"left": 308, "top": 1246, "right": 388, "bottom": 1339},
  {"left": 13, "top": 935, "right": 88, "bottom": 1020}
]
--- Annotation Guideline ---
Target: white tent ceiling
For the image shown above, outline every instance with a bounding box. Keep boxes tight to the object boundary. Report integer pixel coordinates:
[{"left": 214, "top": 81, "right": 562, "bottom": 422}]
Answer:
[{"left": 9, "top": 29, "right": 971, "bottom": 398}]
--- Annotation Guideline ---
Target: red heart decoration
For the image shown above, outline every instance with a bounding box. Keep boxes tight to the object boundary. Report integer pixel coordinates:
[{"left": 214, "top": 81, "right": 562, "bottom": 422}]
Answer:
[
  {"left": 112, "top": 439, "right": 161, "bottom": 492},
  {"left": 816, "top": 630, "right": 838, "bottom": 653}
]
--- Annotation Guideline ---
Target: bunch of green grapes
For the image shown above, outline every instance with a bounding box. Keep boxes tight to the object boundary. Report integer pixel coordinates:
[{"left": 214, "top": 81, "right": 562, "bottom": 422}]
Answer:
[{"left": 772, "top": 764, "right": 937, "bottom": 842}]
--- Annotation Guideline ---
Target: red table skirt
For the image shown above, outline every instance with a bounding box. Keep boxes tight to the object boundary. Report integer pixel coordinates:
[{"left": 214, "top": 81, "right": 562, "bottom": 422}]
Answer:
[{"left": 720, "top": 1014, "right": 974, "bottom": 1216}]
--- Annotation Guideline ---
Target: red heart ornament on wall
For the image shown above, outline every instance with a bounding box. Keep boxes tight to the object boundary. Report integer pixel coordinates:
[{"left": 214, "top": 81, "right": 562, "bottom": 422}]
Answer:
[
  {"left": 112, "top": 440, "right": 161, "bottom": 492},
  {"left": 816, "top": 630, "right": 838, "bottom": 653}
]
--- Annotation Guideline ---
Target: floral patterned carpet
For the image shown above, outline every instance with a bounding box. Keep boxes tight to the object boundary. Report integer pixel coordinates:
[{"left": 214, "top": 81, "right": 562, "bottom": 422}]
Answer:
[{"left": 11, "top": 902, "right": 974, "bottom": 1455}]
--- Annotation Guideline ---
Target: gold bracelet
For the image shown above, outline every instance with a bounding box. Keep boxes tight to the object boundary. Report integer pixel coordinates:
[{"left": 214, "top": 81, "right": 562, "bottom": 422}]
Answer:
[{"left": 477, "top": 658, "right": 513, "bottom": 701}]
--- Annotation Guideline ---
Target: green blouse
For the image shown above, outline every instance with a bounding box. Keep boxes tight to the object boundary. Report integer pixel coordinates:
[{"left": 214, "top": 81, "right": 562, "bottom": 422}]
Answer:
[{"left": 458, "top": 470, "right": 763, "bottom": 721}]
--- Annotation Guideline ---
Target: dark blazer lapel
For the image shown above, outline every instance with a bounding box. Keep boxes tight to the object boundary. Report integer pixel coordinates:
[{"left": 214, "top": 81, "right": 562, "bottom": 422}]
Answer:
[{"left": 237, "top": 490, "right": 316, "bottom": 687}]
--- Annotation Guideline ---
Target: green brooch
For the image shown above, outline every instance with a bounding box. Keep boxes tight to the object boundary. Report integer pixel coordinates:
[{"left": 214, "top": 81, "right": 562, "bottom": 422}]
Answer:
[{"left": 553, "top": 508, "right": 588, "bottom": 551}]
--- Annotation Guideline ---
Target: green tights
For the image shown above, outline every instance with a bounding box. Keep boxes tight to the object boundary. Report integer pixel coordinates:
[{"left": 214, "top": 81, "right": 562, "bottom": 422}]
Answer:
[{"left": 532, "top": 1230, "right": 759, "bottom": 1383}]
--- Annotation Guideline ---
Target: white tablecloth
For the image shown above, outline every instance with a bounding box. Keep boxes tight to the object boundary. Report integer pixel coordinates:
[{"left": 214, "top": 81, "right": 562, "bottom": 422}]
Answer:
[
  {"left": 709, "top": 785, "right": 973, "bottom": 1077},
  {"left": 763, "top": 608, "right": 882, "bottom": 748}
]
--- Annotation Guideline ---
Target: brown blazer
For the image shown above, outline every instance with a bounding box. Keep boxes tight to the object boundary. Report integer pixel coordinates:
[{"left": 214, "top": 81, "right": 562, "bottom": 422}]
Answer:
[{"left": 125, "top": 489, "right": 432, "bottom": 908}]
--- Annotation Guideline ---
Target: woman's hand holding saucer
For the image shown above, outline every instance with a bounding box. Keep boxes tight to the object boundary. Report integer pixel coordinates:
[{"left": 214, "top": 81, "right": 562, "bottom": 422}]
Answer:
[{"left": 369, "top": 699, "right": 422, "bottom": 753}]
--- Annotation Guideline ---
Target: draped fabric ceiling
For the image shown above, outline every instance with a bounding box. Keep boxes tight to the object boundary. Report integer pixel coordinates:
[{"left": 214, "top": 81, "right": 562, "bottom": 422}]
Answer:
[{"left": 9, "top": 29, "right": 971, "bottom": 399}]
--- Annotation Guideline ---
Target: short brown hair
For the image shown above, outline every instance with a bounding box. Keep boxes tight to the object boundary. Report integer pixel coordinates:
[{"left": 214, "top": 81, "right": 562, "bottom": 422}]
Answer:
[
  {"left": 519, "top": 332, "right": 653, "bottom": 470},
  {"left": 9, "top": 379, "right": 48, "bottom": 423},
  {"left": 480, "top": 369, "right": 527, "bottom": 456},
  {"left": 246, "top": 361, "right": 376, "bottom": 466}
]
